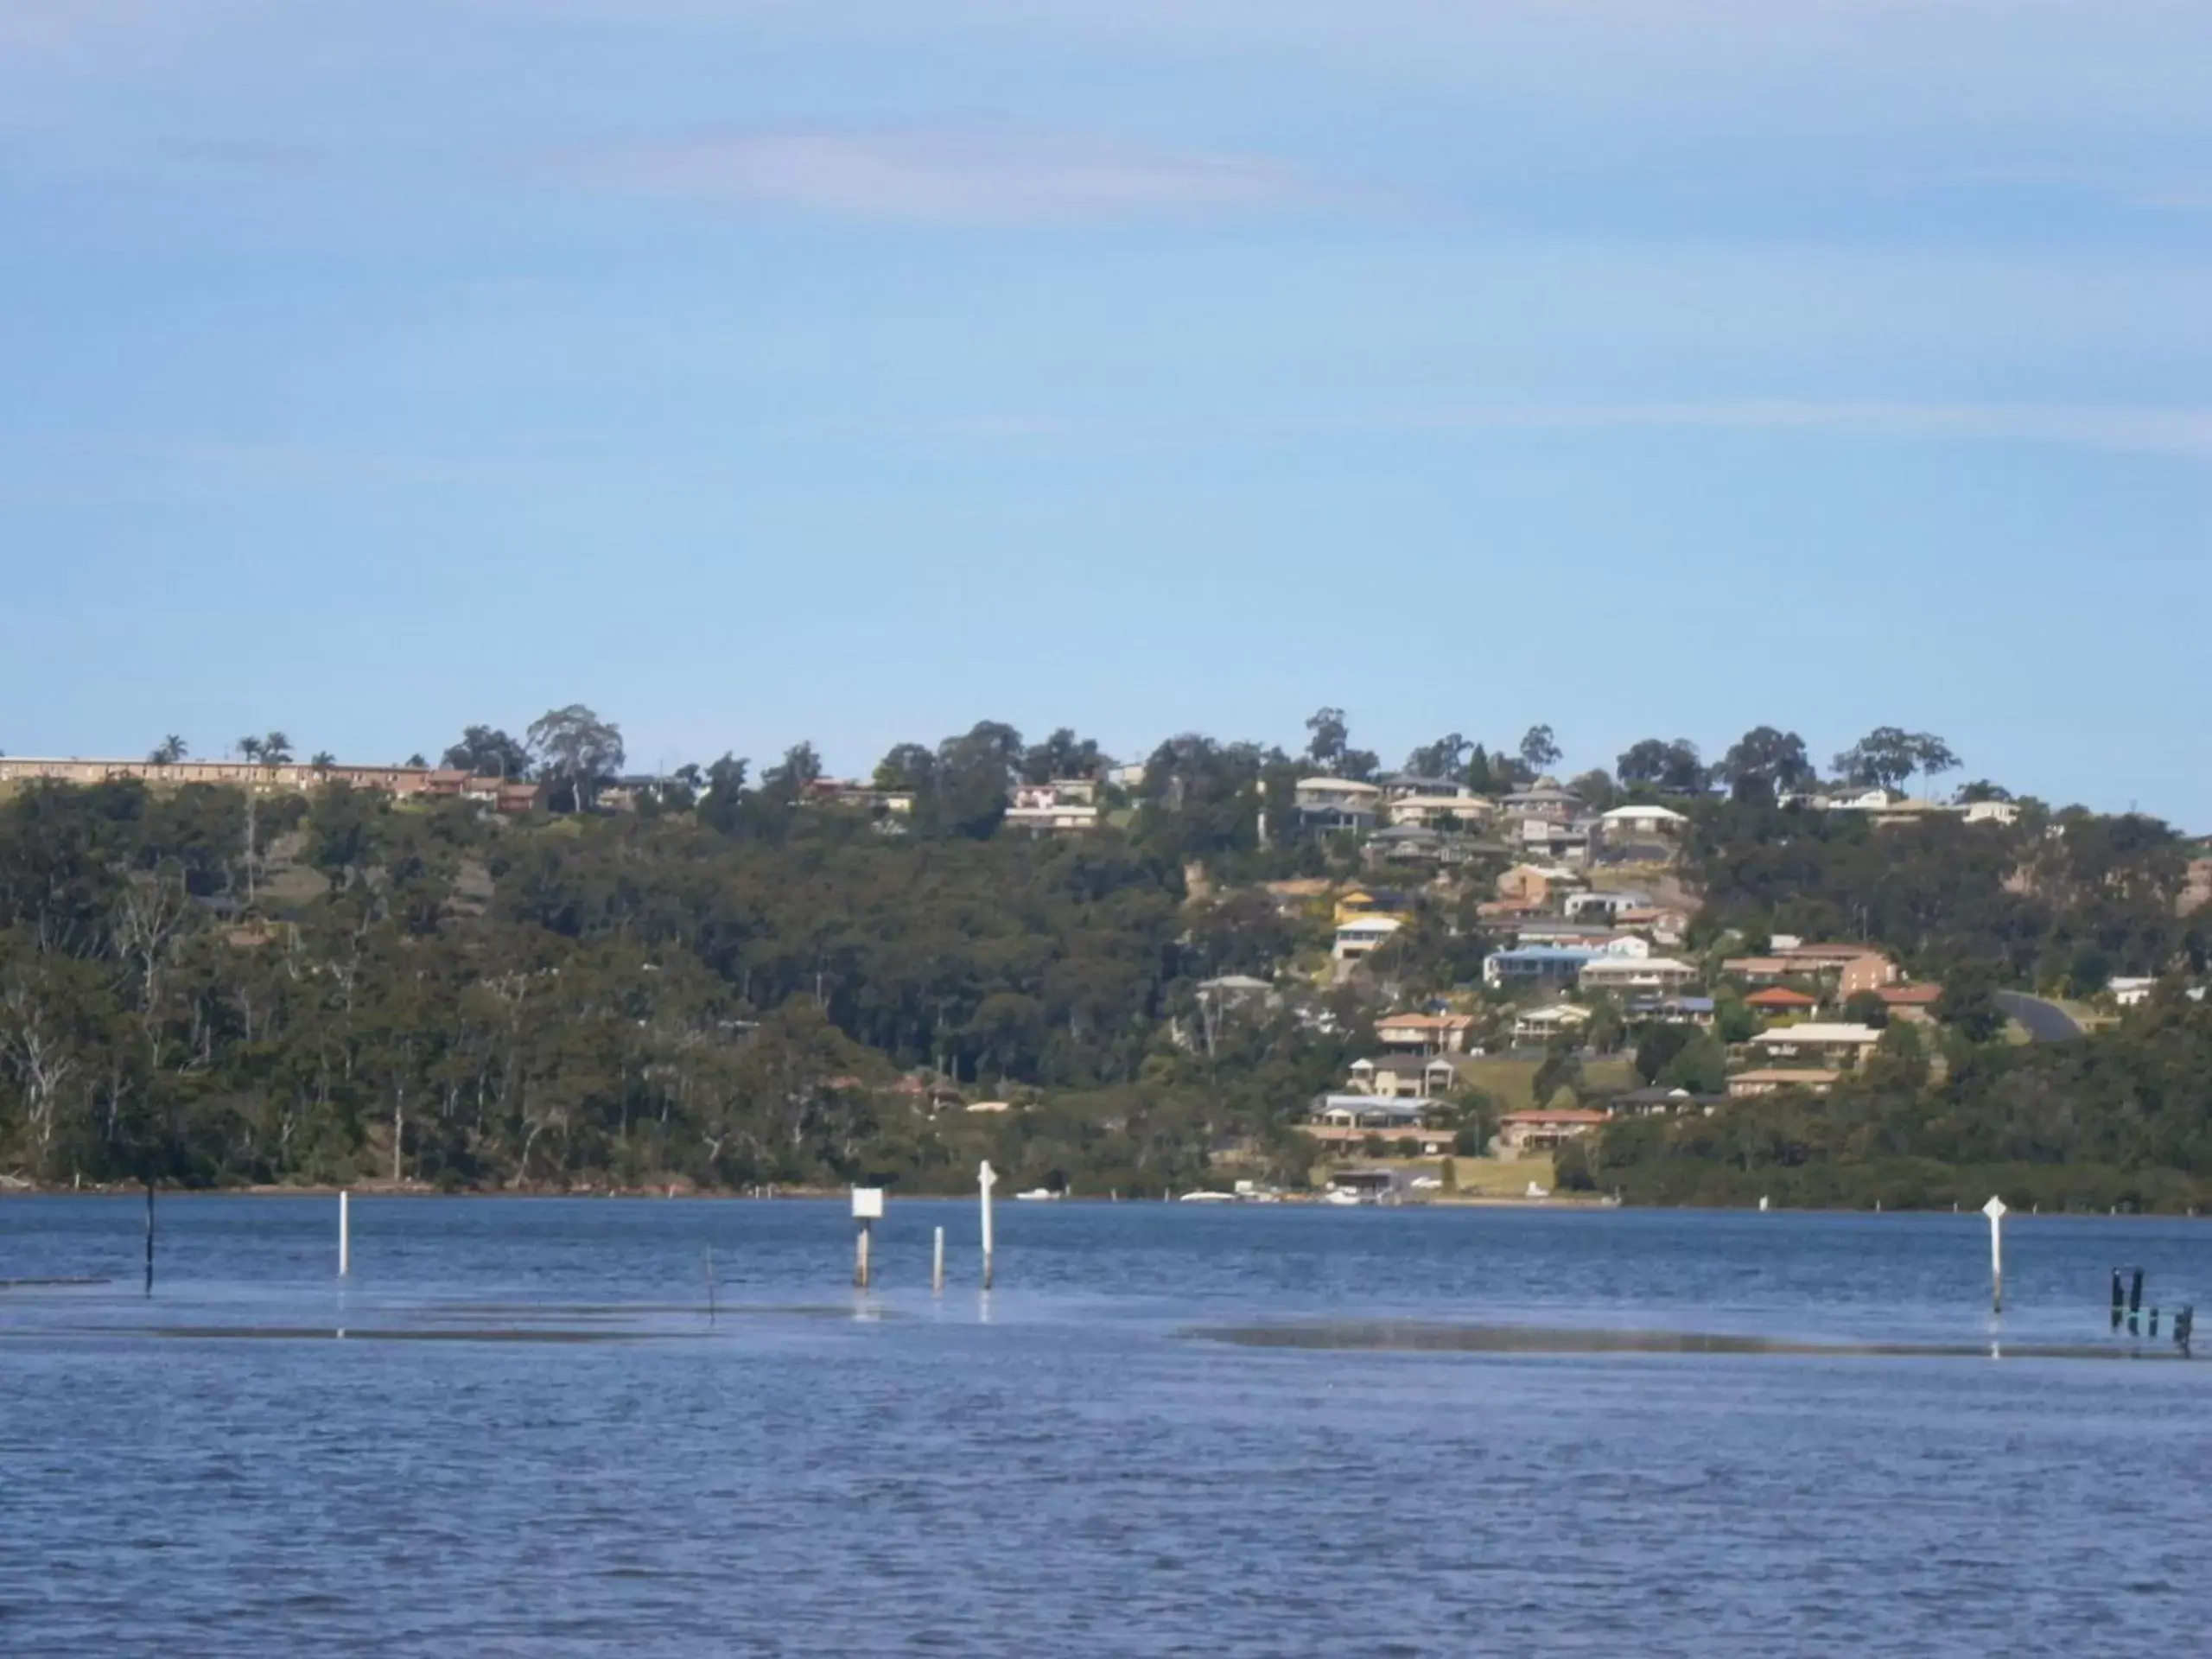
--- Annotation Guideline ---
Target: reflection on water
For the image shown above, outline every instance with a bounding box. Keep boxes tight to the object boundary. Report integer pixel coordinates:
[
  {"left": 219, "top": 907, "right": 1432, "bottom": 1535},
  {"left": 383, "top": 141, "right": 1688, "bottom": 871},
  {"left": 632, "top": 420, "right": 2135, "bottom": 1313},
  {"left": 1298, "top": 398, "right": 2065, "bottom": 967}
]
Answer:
[{"left": 3, "top": 1198, "right": 2207, "bottom": 1656}]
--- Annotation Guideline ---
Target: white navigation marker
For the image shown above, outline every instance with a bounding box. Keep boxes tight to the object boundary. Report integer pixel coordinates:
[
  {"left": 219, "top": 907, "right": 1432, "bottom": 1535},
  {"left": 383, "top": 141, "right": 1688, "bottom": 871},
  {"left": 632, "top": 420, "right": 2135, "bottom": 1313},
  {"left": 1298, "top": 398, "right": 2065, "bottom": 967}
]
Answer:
[
  {"left": 979, "top": 1160, "right": 998, "bottom": 1290},
  {"left": 339, "top": 1189, "right": 351, "bottom": 1277},
  {"left": 851, "top": 1186, "right": 883, "bottom": 1290},
  {"left": 1983, "top": 1195, "right": 2007, "bottom": 1313}
]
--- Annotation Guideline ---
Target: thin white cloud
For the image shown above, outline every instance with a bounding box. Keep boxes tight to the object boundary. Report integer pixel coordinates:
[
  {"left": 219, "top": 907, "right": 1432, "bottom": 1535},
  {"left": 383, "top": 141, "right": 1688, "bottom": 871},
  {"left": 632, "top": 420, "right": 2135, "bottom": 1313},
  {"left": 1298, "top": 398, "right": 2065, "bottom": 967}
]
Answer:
[
  {"left": 565, "top": 124, "right": 1347, "bottom": 226},
  {"left": 1340, "top": 401, "right": 2212, "bottom": 460},
  {"left": 728, "top": 401, "right": 2212, "bottom": 462}
]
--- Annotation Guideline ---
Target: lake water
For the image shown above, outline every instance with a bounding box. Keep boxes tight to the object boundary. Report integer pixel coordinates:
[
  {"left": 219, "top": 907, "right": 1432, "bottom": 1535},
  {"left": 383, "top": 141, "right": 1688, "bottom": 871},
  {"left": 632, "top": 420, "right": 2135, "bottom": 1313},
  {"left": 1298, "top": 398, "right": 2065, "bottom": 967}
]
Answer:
[{"left": 3, "top": 1197, "right": 2208, "bottom": 1656}]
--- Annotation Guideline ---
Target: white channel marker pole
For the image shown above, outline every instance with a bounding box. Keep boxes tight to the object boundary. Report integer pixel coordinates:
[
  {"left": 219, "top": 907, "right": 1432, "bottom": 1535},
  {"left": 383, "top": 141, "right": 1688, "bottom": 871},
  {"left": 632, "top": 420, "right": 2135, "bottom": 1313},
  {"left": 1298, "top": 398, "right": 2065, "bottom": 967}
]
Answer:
[
  {"left": 979, "top": 1160, "right": 997, "bottom": 1290},
  {"left": 1983, "top": 1194, "right": 2007, "bottom": 1313},
  {"left": 932, "top": 1226, "right": 945, "bottom": 1294},
  {"left": 339, "top": 1189, "right": 351, "bottom": 1277}
]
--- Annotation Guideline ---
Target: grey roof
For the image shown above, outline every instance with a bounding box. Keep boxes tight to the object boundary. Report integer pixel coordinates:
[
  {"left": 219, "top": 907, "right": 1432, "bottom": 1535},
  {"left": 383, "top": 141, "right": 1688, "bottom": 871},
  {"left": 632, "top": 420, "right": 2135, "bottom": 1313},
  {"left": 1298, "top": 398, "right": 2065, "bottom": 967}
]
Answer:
[{"left": 1198, "top": 974, "right": 1274, "bottom": 993}]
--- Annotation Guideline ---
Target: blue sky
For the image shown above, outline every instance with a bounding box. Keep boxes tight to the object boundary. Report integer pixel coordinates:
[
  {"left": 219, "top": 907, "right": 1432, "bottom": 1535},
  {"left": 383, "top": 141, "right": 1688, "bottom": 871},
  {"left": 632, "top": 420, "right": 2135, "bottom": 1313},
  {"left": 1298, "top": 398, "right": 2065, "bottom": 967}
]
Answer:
[{"left": 3, "top": 1, "right": 2209, "bottom": 820}]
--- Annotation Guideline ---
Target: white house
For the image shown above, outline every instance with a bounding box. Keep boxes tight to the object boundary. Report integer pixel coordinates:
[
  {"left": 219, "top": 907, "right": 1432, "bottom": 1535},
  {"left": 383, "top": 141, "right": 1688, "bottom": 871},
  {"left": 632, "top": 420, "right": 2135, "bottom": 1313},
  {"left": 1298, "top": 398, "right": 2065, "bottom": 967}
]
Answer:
[
  {"left": 1576, "top": 955, "right": 1698, "bottom": 994},
  {"left": 1562, "top": 890, "right": 1655, "bottom": 922},
  {"left": 1333, "top": 914, "right": 1403, "bottom": 963},
  {"left": 1296, "top": 777, "right": 1383, "bottom": 833},
  {"left": 1004, "top": 781, "right": 1101, "bottom": 833},
  {"left": 1750, "top": 1022, "right": 1883, "bottom": 1064},
  {"left": 1599, "top": 804, "right": 1688, "bottom": 838},
  {"left": 1388, "top": 793, "right": 1498, "bottom": 830},
  {"left": 1513, "top": 1003, "right": 1591, "bottom": 1045}
]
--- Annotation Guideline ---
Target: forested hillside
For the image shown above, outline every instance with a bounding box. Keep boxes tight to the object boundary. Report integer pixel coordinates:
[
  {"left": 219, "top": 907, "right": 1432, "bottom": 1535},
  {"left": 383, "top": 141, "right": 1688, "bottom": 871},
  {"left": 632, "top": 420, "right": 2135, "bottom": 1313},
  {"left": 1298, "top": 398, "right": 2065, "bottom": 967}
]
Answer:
[
  {"left": 0, "top": 772, "right": 1357, "bottom": 1193},
  {"left": 3, "top": 713, "right": 2209, "bottom": 1206}
]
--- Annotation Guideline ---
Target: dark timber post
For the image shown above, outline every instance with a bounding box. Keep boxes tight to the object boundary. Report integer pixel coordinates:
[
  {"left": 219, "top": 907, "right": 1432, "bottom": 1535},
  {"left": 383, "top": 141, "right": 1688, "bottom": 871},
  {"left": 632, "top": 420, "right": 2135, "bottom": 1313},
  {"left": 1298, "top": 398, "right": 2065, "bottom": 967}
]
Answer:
[{"left": 143, "top": 1183, "right": 155, "bottom": 1298}]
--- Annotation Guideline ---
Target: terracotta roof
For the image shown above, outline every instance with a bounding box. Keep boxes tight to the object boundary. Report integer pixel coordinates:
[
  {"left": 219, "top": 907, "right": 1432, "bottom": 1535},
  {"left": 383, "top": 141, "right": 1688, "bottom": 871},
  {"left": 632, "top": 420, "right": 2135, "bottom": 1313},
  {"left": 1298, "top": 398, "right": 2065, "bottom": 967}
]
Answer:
[
  {"left": 1502, "top": 1108, "right": 1608, "bottom": 1125},
  {"left": 1745, "top": 987, "right": 1819, "bottom": 1007},
  {"left": 1876, "top": 985, "right": 1943, "bottom": 1004}
]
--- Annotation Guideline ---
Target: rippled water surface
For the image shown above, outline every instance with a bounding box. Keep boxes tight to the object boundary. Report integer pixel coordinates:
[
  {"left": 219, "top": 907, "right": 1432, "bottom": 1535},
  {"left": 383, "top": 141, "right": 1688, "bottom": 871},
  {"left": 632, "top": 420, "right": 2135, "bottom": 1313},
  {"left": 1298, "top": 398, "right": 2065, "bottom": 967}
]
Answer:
[{"left": 3, "top": 1197, "right": 2208, "bottom": 1656}]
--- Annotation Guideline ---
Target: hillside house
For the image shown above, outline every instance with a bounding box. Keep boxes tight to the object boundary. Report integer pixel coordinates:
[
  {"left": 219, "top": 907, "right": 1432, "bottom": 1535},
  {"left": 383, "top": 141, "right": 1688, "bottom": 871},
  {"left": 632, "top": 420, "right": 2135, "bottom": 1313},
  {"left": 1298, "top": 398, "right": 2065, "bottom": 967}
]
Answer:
[
  {"left": 1500, "top": 782, "right": 1582, "bottom": 824},
  {"left": 1744, "top": 986, "right": 1821, "bottom": 1017},
  {"left": 1005, "top": 781, "right": 1101, "bottom": 833},
  {"left": 1347, "top": 1055, "right": 1468, "bottom": 1100},
  {"left": 1495, "top": 863, "right": 1577, "bottom": 906},
  {"left": 1599, "top": 803, "right": 1688, "bottom": 839},
  {"left": 1333, "top": 914, "right": 1403, "bottom": 963},
  {"left": 1749, "top": 1023, "right": 1882, "bottom": 1065},
  {"left": 1374, "top": 1012, "right": 1478, "bottom": 1054},
  {"left": 1381, "top": 773, "right": 1478, "bottom": 801},
  {"left": 1513, "top": 1003, "right": 1591, "bottom": 1045},
  {"left": 1333, "top": 887, "right": 1416, "bottom": 926},
  {"left": 1613, "top": 906, "right": 1691, "bottom": 944},
  {"left": 1388, "top": 795, "right": 1497, "bottom": 830},
  {"left": 1562, "top": 890, "right": 1655, "bottom": 923},
  {"left": 1608, "top": 1085, "right": 1726, "bottom": 1116},
  {"left": 1294, "top": 777, "right": 1383, "bottom": 832},
  {"left": 1577, "top": 955, "right": 1698, "bottom": 995},
  {"left": 1516, "top": 816, "right": 1592, "bottom": 862},
  {"left": 806, "top": 779, "right": 917, "bottom": 816},
  {"left": 1303, "top": 1097, "right": 1455, "bottom": 1155},
  {"left": 1624, "top": 995, "right": 1716, "bottom": 1027},
  {"left": 1726, "top": 1068, "right": 1842, "bottom": 1098},
  {"left": 1873, "top": 984, "right": 1943, "bottom": 1023},
  {"left": 1497, "top": 1108, "right": 1607, "bottom": 1156},
  {"left": 1775, "top": 945, "right": 1897, "bottom": 996},
  {"left": 1363, "top": 823, "right": 1476, "bottom": 869},
  {"left": 1724, "top": 946, "right": 1897, "bottom": 998},
  {"left": 1484, "top": 946, "right": 1598, "bottom": 988},
  {"left": 1515, "top": 919, "right": 1649, "bottom": 954}
]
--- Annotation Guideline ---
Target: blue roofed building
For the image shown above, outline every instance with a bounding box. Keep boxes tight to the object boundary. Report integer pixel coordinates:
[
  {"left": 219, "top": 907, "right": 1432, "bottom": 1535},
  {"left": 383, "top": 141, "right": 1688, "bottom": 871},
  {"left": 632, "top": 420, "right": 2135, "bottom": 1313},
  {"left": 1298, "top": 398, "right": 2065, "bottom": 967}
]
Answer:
[{"left": 1482, "top": 945, "right": 1599, "bottom": 989}]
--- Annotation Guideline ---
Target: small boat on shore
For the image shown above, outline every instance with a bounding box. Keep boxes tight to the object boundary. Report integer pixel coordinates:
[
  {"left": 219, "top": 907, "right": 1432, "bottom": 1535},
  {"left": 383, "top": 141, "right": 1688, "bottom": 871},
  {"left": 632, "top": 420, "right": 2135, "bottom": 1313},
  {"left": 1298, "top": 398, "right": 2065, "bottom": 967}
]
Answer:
[{"left": 1014, "top": 1187, "right": 1063, "bottom": 1202}]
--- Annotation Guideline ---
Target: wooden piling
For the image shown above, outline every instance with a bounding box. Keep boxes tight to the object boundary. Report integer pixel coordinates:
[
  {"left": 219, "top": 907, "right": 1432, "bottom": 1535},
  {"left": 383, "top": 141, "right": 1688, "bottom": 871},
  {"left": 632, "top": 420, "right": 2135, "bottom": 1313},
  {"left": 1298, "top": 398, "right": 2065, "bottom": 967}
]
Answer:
[{"left": 143, "top": 1183, "right": 155, "bottom": 1298}]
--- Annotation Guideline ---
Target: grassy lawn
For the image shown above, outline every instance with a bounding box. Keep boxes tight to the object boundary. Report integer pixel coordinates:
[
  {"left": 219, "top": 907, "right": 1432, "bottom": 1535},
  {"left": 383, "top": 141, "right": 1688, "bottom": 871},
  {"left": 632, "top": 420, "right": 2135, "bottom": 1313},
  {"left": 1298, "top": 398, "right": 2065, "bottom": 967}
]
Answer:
[{"left": 1459, "top": 1055, "right": 1636, "bottom": 1110}]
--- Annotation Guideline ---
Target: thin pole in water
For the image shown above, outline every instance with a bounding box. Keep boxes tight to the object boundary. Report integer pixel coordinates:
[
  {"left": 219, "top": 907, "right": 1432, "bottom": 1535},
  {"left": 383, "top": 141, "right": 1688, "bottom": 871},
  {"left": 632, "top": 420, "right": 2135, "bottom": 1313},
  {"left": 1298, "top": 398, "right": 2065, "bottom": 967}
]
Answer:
[
  {"left": 931, "top": 1225, "right": 945, "bottom": 1295},
  {"left": 703, "top": 1245, "right": 717, "bottom": 1325},
  {"left": 143, "top": 1183, "right": 155, "bottom": 1298},
  {"left": 1983, "top": 1195, "right": 2007, "bottom": 1313},
  {"left": 339, "top": 1190, "right": 351, "bottom": 1277},
  {"left": 855, "top": 1218, "right": 873, "bottom": 1290},
  {"left": 979, "top": 1160, "right": 997, "bottom": 1290}
]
